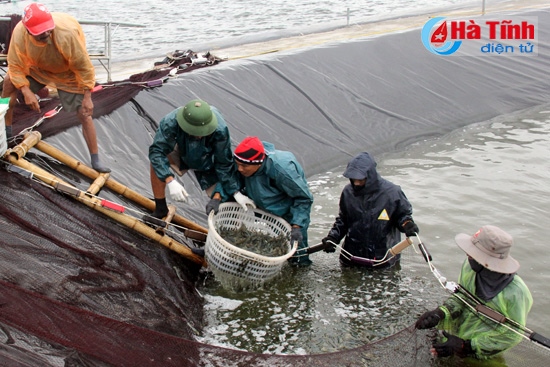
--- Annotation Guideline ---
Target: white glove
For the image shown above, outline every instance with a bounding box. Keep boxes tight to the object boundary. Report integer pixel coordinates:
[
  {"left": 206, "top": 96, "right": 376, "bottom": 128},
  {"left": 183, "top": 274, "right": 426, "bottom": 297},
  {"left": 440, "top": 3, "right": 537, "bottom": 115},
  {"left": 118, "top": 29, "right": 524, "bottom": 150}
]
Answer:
[
  {"left": 167, "top": 180, "right": 189, "bottom": 202},
  {"left": 234, "top": 192, "right": 256, "bottom": 211}
]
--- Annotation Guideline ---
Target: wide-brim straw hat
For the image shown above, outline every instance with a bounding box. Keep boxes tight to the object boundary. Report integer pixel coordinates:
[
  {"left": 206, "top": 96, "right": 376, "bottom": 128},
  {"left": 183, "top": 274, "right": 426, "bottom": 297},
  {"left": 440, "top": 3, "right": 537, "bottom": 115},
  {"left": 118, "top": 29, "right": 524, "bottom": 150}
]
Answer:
[{"left": 455, "top": 225, "right": 520, "bottom": 274}]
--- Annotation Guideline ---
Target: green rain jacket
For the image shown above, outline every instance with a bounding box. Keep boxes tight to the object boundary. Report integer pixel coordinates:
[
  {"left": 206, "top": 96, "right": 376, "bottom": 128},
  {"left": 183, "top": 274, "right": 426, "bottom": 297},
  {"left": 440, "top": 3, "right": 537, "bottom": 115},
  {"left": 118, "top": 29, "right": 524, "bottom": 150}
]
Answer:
[
  {"left": 240, "top": 141, "right": 313, "bottom": 233},
  {"left": 438, "top": 259, "right": 533, "bottom": 359},
  {"left": 148, "top": 107, "right": 239, "bottom": 197}
]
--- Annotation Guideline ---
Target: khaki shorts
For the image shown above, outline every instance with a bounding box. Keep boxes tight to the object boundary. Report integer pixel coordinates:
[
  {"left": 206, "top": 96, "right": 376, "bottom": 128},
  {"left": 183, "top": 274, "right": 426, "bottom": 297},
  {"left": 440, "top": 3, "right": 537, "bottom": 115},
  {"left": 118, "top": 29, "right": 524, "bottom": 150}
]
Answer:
[{"left": 28, "top": 76, "right": 83, "bottom": 113}]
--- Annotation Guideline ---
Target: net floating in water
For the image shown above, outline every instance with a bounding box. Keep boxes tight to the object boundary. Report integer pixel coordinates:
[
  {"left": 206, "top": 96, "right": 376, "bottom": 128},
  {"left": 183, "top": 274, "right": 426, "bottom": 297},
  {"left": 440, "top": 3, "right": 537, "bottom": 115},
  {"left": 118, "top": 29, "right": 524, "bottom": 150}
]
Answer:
[{"left": 206, "top": 203, "right": 297, "bottom": 288}]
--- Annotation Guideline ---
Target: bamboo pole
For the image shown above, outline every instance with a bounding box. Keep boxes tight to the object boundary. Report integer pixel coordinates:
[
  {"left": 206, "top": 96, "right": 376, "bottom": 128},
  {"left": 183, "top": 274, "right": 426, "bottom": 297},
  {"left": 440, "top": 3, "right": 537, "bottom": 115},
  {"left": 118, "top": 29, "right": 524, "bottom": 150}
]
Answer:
[
  {"left": 8, "top": 130, "right": 42, "bottom": 160},
  {"left": 30, "top": 136, "right": 207, "bottom": 234},
  {"left": 5, "top": 140, "right": 206, "bottom": 267},
  {"left": 87, "top": 172, "right": 111, "bottom": 196}
]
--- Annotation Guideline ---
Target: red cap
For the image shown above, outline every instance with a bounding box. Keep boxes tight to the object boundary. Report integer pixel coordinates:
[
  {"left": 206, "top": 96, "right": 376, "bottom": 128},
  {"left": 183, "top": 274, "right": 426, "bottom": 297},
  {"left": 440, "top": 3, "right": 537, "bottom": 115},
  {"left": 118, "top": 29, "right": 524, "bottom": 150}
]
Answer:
[
  {"left": 23, "top": 3, "right": 55, "bottom": 36},
  {"left": 234, "top": 136, "right": 266, "bottom": 165}
]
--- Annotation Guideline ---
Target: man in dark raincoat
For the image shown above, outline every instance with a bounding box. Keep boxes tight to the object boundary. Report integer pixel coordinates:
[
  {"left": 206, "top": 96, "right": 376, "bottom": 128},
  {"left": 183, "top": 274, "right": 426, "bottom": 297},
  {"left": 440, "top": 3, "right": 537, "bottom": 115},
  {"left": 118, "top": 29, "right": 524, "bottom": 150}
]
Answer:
[
  {"left": 322, "top": 152, "right": 419, "bottom": 268},
  {"left": 148, "top": 99, "right": 254, "bottom": 219},
  {"left": 233, "top": 136, "right": 313, "bottom": 266},
  {"left": 415, "top": 225, "right": 533, "bottom": 359}
]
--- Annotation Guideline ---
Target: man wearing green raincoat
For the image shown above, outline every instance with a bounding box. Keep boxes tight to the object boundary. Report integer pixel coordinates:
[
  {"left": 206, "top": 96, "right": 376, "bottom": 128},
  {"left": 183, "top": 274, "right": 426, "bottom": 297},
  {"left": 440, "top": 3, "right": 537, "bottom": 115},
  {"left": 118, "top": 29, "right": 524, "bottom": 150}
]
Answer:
[
  {"left": 148, "top": 99, "right": 254, "bottom": 219},
  {"left": 232, "top": 136, "right": 313, "bottom": 266},
  {"left": 416, "top": 225, "right": 533, "bottom": 359}
]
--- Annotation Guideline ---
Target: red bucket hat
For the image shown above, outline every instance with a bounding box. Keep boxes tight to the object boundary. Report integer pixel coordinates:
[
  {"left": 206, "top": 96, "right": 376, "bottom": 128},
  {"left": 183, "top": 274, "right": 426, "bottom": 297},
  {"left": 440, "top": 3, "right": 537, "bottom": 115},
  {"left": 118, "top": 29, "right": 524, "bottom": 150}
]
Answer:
[
  {"left": 23, "top": 3, "right": 55, "bottom": 36},
  {"left": 234, "top": 136, "right": 266, "bottom": 165}
]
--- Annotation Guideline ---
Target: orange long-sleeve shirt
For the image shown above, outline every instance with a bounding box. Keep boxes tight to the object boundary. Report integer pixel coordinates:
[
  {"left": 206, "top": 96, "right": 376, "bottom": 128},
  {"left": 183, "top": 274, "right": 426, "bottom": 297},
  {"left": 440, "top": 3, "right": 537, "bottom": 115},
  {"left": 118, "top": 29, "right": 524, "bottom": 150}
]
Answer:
[{"left": 7, "top": 12, "right": 95, "bottom": 94}]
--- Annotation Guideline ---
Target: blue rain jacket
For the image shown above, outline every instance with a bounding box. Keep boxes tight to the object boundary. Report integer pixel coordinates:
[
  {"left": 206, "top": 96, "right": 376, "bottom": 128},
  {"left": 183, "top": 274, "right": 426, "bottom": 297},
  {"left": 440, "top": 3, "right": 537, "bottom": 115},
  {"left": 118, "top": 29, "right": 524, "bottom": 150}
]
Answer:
[
  {"left": 240, "top": 141, "right": 313, "bottom": 241},
  {"left": 327, "top": 152, "right": 413, "bottom": 263},
  {"left": 438, "top": 259, "right": 533, "bottom": 359},
  {"left": 148, "top": 107, "right": 239, "bottom": 197}
]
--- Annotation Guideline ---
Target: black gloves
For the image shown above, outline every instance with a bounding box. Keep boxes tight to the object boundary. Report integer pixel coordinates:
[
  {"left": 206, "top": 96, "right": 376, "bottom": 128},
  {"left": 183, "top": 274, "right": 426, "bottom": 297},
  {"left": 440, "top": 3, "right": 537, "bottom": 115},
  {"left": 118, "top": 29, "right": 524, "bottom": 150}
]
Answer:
[
  {"left": 206, "top": 198, "right": 221, "bottom": 215},
  {"left": 322, "top": 236, "right": 338, "bottom": 253},
  {"left": 433, "top": 331, "right": 472, "bottom": 358},
  {"left": 417, "top": 309, "right": 473, "bottom": 358},
  {"left": 290, "top": 227, "right": 303, "bottom": 244},
  {"left": 403, "top": 220, "right": 419, "bottom": 237},
  {"left": 415, "top": 307, "right": 444, "bottom": 329}
]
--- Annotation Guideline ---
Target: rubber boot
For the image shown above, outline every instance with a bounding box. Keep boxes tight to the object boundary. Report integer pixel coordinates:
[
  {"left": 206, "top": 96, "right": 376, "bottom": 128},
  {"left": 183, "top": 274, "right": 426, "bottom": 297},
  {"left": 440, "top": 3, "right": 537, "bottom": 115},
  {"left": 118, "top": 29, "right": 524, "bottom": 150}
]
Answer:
[{"left": 151, "top": 198, "right": 169, "bottom": 219}]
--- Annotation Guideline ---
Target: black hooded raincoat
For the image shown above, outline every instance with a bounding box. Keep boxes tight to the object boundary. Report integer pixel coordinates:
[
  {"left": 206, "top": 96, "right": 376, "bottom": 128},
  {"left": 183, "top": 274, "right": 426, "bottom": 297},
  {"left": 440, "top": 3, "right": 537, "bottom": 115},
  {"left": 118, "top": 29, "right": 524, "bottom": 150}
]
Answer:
[{"left": 327, "top": 152, "right": 413, "bottom": 266}]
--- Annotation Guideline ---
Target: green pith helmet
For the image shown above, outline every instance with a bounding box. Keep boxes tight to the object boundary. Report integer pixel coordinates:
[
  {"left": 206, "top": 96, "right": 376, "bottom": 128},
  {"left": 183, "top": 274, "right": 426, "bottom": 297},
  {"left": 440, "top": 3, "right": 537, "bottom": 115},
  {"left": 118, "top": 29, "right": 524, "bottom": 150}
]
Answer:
[{"left": 176, "top": 99, "right": 218, "bottom": 136}]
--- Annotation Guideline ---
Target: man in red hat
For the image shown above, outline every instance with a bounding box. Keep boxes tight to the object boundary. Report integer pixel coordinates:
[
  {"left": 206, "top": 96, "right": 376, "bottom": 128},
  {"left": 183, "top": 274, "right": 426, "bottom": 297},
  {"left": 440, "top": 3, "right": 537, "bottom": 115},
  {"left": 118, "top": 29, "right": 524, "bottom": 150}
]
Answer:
[
  {"left": 232, "top": 136, "right": 314, "bottom": 266},
  {"left": 2, "top": 3, "right": 110, "bottom": 172}
]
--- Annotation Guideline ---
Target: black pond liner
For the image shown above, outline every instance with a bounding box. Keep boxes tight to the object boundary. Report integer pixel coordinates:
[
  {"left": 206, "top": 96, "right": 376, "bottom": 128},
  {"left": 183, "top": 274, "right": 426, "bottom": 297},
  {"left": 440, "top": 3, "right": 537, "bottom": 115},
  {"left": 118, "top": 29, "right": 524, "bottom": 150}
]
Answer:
[{"left": 1, "top": 6, "right": 550, "bottom": 367}]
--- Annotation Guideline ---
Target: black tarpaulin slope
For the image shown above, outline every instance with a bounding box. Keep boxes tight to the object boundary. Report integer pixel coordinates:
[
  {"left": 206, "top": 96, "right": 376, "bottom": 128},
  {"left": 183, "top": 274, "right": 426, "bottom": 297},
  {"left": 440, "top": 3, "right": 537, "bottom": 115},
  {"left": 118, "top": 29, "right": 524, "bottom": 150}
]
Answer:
[
  {"left": 89, "top": 9, "right": 550, "bottom": 180},
  {"left": 0, "top": 7, "right": 549, "bottom": 367}
]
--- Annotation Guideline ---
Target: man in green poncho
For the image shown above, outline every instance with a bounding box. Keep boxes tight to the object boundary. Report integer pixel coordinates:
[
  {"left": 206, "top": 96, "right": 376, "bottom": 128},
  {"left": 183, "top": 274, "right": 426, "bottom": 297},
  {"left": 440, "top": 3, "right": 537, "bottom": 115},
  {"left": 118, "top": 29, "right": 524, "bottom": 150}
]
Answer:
[
  {"left": 415, "top": 225, "right": 533, "bottom": 359},
  {"left": 147, "top": 99, "right": 253, "bottom": 218}
]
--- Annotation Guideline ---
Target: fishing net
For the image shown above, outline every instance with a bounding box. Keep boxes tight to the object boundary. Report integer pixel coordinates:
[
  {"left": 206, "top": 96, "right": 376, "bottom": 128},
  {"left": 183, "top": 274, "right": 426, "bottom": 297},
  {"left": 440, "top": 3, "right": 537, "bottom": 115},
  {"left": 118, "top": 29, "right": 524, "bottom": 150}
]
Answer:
[
  {"left": 1, "top": 104, "right": 548, "bottom": 367},
  {"left": 0, "top": 141, "right": 436, "bottom": 366},
  {"left": 1, "top": 5, "right": 549, "bottom": 365},
  {"left": 2, "top": 177, "right": 545, "bottom": 367},
  {"left": 0, "top": 164, "right": 432, "bottom": 366}
]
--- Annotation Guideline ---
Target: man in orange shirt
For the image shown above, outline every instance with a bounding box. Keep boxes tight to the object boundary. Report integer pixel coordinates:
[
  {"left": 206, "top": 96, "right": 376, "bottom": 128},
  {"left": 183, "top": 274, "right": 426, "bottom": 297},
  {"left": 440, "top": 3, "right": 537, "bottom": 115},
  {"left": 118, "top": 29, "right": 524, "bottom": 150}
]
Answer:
[{"left": 2, "top": 3, "right": 110, "bottom": 172}]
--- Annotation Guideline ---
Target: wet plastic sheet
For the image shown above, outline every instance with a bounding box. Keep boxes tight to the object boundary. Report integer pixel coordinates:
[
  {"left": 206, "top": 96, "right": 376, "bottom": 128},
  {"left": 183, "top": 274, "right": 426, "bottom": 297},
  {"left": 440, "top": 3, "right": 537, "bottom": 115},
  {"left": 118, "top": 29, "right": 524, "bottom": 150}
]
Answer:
[
  {"left": 1, "top": 7, "right": 549, "bottom": 367},
  {"left": 121, "top": 8, "right": 550, "bottom": 176},
  {"left": 42, "top": 9, "right": 550, "bottom": 224}
]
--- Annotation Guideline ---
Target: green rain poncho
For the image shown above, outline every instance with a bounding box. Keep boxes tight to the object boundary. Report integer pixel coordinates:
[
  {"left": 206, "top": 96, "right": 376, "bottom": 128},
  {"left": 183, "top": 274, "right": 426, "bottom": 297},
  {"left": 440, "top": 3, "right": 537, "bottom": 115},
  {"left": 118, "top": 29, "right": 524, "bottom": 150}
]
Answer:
[{"left": 438, "top": 259, "right": 533, "bottom": 359}]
